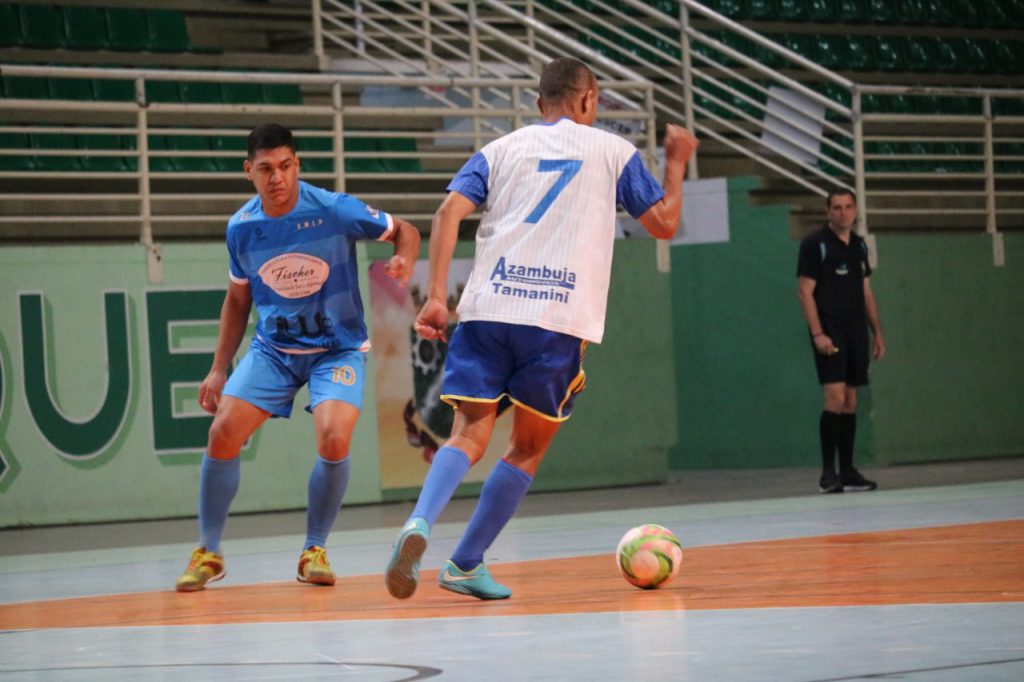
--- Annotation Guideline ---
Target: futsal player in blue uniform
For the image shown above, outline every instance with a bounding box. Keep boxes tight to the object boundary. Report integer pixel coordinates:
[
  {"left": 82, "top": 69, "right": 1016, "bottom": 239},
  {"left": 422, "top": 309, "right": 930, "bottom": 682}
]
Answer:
[
  {"left": 385, "top": 58, "right": 699, "bottom": 600},
  {"left": 797, "top": 189, "right": 885, "bottom": 494},
  {"left": 176, "top": 124, "right": 419, "bottom": 591}
]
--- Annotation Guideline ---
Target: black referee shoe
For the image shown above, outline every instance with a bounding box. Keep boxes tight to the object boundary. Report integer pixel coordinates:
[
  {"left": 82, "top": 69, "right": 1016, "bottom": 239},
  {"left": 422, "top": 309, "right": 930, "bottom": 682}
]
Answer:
[
  {"left": 818, "top": 470, "right": 842, "bottom": 494},
  {"left": 840, "top": 468, "right": 877, "bottom": 492}
]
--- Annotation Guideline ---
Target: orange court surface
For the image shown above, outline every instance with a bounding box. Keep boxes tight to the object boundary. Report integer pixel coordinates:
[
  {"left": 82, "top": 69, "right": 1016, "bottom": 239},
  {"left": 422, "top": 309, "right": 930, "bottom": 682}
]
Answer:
[{"left": 3, "top": 458, "right": 1024, "bottom": 680}]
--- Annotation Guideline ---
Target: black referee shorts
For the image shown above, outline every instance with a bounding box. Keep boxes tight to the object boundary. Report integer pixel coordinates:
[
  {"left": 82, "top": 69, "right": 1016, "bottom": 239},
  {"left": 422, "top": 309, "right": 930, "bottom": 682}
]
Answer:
[{"left": 811, "top": 323, "right": 870, "bottom": 386}]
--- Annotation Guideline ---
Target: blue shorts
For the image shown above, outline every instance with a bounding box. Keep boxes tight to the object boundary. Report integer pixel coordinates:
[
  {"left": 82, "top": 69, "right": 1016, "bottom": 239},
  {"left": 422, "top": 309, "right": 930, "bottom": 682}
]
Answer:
[
  {"left": 223, "top": 336, "right": 367, "bottom": 417},
  {"left": 441, "top": 321, "right": 587, "bottom": 422}
]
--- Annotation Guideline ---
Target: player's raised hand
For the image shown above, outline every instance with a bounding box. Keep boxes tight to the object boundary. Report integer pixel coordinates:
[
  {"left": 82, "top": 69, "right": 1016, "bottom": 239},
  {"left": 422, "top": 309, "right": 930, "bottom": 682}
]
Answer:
[
  {"left": 414, "top": 298, "right": 450, "bottom": 342},
  {"left": 664, "top": 124, "right": 699, "bottom": 166},
  {"left": 384, "top": 254, "right": 414, "bottom": 286}
]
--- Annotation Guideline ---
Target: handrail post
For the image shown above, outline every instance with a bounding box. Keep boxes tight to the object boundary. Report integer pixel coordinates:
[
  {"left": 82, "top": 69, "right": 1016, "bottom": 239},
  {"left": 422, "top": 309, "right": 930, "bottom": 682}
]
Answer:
[
  {"left": 312, "top": 0, "right": 326, "bottom": 70},
  {"left": 468, "top": 0, "right": 482, "bottom": 151},
  {"left": 983, "top": 94, "right": 1004, "bottom": 266},
  {"left": 422, "top": 0, "right": 437, "bottom": 73},
  {"left": 680, "top": 0, "right": 698, "bottom": 179},
  {"left": 135, "top": 77, "right": 161, "bottom": 284},
  {"left": 332, "top": 81, "right": 345, "bottom": 194},
  {"left": 852, "top": 87, "right": 867, "bottom": 237}
]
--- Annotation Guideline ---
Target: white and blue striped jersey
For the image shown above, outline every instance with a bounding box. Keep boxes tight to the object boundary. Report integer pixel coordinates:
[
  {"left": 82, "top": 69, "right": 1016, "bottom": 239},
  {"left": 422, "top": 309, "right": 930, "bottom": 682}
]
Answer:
[
  {"left": 448, "top": 117, "right": 663, "bottom": 343},
  {"left": 226, "top": 180, "right": 394, "bottom": 353}
]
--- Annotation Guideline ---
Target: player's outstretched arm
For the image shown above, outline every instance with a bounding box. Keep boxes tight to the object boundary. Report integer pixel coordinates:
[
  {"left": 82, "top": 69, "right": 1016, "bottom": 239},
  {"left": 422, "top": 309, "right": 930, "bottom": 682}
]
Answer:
[
  {"left": 414, "top": 191, "right": 476, "bottom": 342},
  {"left": 637, "top": 124, "right": 699, "bottom": 240},
  {"left": 383, "top": 217, "right": 420, "bottom": 286},
  {"left": 198, "top": 281, "right": 252, "bottom": 415}
]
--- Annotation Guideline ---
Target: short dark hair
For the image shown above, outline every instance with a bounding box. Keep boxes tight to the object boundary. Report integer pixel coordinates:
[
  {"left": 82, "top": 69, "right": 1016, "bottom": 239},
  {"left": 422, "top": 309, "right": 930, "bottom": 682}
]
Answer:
[
  {"left": 825, "top": 188, "right": 856, "bottom": 208},
  {"left": 247, "top": 123, "right": 295, "bottom": 160},
  {"left": 538, "top": 58, "right": 596, "bottom": 107}
]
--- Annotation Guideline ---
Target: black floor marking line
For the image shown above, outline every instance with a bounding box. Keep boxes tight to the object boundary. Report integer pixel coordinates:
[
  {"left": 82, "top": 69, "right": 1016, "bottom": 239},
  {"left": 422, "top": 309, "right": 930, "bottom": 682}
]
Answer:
[
  {"left": 805, "top": 656, "right": 1024, "bottom": 681},
  {"left": 0, "top": 661, "right": 443, "bottom": 680}
]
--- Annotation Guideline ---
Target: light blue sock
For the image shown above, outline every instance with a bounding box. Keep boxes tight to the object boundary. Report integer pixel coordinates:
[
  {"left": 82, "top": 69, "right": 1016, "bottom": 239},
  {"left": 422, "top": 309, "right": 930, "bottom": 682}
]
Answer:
[
  {"left": 450, "top": 459, "right": 533, "bottom": 571},
  {"left": 198, "top": 454, "right": 241, "bottom": 554},
  {"left": 305, "top": 456, "right": 351, "bottom": 549},
  {"left": 410, "top": 446, "right": 472, "bottom": 527}
]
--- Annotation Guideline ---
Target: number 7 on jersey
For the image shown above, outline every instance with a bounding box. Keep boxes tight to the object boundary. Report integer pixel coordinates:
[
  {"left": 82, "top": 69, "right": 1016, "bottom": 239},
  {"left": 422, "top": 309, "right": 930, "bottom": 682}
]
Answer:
[{"left": 524, "top": 159, "right": 582, "bottom": 224}]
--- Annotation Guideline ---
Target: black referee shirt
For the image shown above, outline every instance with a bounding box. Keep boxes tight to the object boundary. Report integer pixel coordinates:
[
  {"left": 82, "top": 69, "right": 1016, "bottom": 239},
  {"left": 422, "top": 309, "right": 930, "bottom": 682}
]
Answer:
[{"left": 797, "top": 224, "right": 871, "bottom": 326}]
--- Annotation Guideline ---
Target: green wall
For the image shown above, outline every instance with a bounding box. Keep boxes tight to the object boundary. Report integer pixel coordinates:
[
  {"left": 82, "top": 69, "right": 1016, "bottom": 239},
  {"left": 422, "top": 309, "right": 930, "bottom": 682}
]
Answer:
[
  {"left": 669, "top": 177, "right": 1023, "bottom": 469},
  {"left": 0, "top": 239, "right": 673, "bottom": 527}
]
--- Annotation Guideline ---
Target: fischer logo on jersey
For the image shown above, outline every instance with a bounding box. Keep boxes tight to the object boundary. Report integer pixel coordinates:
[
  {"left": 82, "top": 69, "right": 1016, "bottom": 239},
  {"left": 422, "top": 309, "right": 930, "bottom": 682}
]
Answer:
[
  {"left": 488, "top": 256, "right": 575, "bottom": 304},
  {"left": 258, "top": 253, "right": 330, "bottom": 299}
]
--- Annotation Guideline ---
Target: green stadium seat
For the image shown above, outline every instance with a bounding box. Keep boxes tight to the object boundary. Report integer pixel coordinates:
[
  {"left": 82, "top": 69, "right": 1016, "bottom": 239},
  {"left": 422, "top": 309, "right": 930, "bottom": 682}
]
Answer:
[
  {"left": 836, "top": 0, "right": 868, "bottom": 23},
  {"left": 220, "top": 81, "right": 265, "bottom": 104},
  {"left": 905, "top": 37, "right": 938, "bottom": 72},
  {"left": 167, "top": 135, "right": 218, "bottom": 172},
  {"left": 983, "top": 1, "right": 1010, "bottom": 28},
  {"left": 106, "top": 8, "right": 150, "bottom": 51},
  {"left": 646, "top": 0, "right": 680, "bottom": 15},
  {"left": 921, "top": 0, "right": 954, "bottom": 25},
  {"left": 812, "top": 34, "right": 847, "bottom": 70},
  {"left": 2, "top": 76, "right": 49, "bottom": 99},
  {"left": 993, "top": 97, "right": 1024, "bottom": 117},
  {"left": 872, "top": 35, "right": 905, "bottom": 72},
  {"left": 896, "top": 0, "right": 925, "bottom": 23},
  {"left": 63, "top": 6, "right": 110, "bottom": 51},
  {"left": 948, "top": 0, "right": 984, "bottom": 27},
  {"left": 808, "top": 0, "right": 838, "bottom": 22},
  {"left": 298, "top": 136, "right": 334, "bottom": 173},
  {"left": 30, "top": 132, "right": 81, "bottom": 171},
  {"left": 145, "top": 80, "right": 181, "bottom": 104},
  {"left": 745, "top": 0, "right": 780, "bottom": 21},
  {"left": 995, "top": 143, "right": 1024, "bottom": 173},
  {"left": 866, "top": 0, "right": 897, "bottom": 23},
  {"left": 48, "top": 76, "right": 94, "bottom": 101},
  {"left": 1005, "top": 0, "right": 1024, "bottom": 26},
  {"left": 713, "top": 0, "right": 748, "bottom": 19},
  {"left": 989, "top": 40, "right": 1021, "bottom": 75},
  {"left": 19, "top": 4, "right": 65, "bottom": 49},
  {"left": 779, "top": 0, "right": 810, "bottom": 21},
  {"left": 146, "top": 9, "right": 190, "bottom": 53},
  {"left": 844, "top": 35, "right": 875, "bottom": 70},
  {"left": 93, "top": 77, "right": 136, "bottom": 102},
  {"left": 865, "top": 141, "right": 904, "bottom": 172},
  {"left": 344, "top": 136, "right": 386, "bottom": 173},
  {"left": 146, "top": 135, "right": 176, "bottom": 172},
  {"left": 80, "top": 134, "right": 131, "bottom": 172},
  {"left": 958, "top": 39, "right": 990, "bottom": 74},
  {"left": 380, "top": 137, "right": 422, "bottom": 173},
  {"left": 179, "top": 81, "right": 222, "bottom": 104},
  {"left": 212, "top": 135, "right": 247, "bottom": 172},
  {"left": 262, "top": 83, "right": 303, "bottom": 105},
  {"left": 780, "top": 33, "right": 814, "bottom": 61},
  {"left": 1, "top": 3, "right": 25, "bottom": 47},
  {"left": 0, "top": 133, "right": 34, "bottom": 171},
  {"left": 933, "top": 38, "right": 960, "bottom": 73}
]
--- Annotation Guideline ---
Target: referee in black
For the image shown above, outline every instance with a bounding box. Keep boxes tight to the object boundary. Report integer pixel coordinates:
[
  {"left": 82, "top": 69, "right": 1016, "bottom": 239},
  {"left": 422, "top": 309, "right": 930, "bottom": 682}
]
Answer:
[{"left": 797, "top": 189, "right": 885, "bottom": 493}]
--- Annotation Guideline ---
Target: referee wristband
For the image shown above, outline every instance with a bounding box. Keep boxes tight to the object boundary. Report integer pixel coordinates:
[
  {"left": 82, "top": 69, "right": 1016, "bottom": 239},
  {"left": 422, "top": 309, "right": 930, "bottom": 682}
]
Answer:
[{"left": 812, "top": 333, "right": 825, "bottom": 338}]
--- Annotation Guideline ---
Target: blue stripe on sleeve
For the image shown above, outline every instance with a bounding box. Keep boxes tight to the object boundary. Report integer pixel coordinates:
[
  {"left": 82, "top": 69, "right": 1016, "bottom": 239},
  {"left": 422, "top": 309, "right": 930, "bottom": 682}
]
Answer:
[
  {"left": 616, "top": 151, "right": 664, "bottom": 218},
  {"left": 447, "top": 152, "right": 489, "bottom": 206}
]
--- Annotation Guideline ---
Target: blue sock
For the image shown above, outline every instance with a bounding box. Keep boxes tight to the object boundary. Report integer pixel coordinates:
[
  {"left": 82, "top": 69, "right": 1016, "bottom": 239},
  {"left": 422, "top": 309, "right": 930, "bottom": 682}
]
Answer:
[
  {"left": 305, "top": 456, "right": 351, "bottom": 549},
  {"left": 410, "top": 446, "right": 472, "bottom": 527},
  {"left": 198, "top": 454, "right": 241, "bottom": 554},
  {"left": 450, "top": 459, "right": 533, "bottom": 571}
]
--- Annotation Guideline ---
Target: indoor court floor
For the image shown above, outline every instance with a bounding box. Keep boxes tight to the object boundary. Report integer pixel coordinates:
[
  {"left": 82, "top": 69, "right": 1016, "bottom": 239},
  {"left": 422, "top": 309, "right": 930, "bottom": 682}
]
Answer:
[{"left": 2, "top": 457, "right": 1023, "bottom": 681}]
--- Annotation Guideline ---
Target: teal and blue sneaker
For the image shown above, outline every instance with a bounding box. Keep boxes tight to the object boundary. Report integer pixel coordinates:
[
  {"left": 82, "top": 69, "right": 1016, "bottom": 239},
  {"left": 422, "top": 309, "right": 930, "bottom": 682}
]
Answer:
[
  {"left": 385, "top": 517, "right": 429, "bottom": 599},
  {"left": 437, "top": 560, "right": 512, "bottom": 600}
]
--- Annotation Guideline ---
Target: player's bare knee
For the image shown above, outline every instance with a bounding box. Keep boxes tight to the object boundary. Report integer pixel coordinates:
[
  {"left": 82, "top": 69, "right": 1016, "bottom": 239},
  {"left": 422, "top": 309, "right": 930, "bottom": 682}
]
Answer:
[{"left": 316, "top": 430, "right": 351, "bottom": 460}]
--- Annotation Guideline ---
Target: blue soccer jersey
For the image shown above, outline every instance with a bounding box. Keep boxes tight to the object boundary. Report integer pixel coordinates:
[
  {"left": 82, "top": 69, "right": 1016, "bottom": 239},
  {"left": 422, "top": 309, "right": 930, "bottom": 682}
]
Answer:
[{"left": 225, "top": 181, "right": 393, "bottom": 352}]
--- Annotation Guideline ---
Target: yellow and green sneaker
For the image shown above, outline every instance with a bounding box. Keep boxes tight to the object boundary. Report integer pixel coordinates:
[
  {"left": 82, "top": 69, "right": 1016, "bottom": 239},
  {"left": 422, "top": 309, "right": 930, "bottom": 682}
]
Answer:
[
  {"left": 297, "top": 545, "right": 336, "bottom": 586},
  {"left": 175, "top": 547, "right": 225, "bottom": 592}
]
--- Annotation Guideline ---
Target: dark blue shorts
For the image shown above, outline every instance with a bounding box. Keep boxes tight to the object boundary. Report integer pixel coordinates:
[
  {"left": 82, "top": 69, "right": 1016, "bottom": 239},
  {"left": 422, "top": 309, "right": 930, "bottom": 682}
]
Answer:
[
  {"left": 223, "top": 336, "right": 367, "bottom": 417},
  {"left": 441, "top": 321, "right": 587, "bottom": 422}
]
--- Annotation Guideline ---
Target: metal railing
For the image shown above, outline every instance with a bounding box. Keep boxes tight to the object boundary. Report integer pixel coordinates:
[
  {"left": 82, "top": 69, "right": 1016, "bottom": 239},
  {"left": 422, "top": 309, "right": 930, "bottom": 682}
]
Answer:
[
  {"left": 312, "top": 0, "right": 1024, "bottom": 264},
  {"left": 0, "top": 62, "right": 655, "bottom": 278}
]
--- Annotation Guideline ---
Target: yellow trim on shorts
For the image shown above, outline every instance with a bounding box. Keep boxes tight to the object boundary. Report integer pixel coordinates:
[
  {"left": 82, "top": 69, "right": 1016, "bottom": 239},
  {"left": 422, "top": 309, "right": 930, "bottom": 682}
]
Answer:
[{"left": 440, "top": 393, "right": 570, "bottom": 423}]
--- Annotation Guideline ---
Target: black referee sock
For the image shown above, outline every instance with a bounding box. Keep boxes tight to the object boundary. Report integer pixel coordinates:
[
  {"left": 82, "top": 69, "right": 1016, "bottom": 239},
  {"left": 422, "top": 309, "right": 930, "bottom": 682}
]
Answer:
[
  {"left": 838, "top": 413, "right": 856, "bottom": 474},
  {"left": 819, "top": 411, "right": 841, "bottom": 473}
]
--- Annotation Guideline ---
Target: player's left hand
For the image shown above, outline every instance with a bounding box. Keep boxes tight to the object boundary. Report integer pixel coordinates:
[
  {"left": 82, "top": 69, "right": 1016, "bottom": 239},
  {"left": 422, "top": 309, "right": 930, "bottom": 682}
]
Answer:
[{"left": 384, "top": 255, "right": 413, "bottom": 286}]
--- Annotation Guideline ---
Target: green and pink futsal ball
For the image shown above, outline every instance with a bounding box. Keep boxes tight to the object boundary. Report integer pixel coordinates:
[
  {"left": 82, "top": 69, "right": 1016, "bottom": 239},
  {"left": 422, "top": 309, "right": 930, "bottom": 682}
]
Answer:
[{"left": 616, "top": 524, "right": 683, "bottom": 589}]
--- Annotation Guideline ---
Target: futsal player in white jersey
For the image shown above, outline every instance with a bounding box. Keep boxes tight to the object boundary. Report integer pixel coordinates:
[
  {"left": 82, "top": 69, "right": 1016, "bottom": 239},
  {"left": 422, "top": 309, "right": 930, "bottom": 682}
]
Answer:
[
  {"left": 385, "top": 58, "right": 699, "bottom": 600},
  {"left": 175, "top": 124, "right": 419, "bottom": 592}
]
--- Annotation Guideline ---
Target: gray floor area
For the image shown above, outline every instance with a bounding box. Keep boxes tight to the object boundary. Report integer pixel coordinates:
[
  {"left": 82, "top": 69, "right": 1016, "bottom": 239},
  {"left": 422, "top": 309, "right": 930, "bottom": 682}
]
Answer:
[{"left": 2, "top": 457, "right": 1023, "bottom": 681}]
